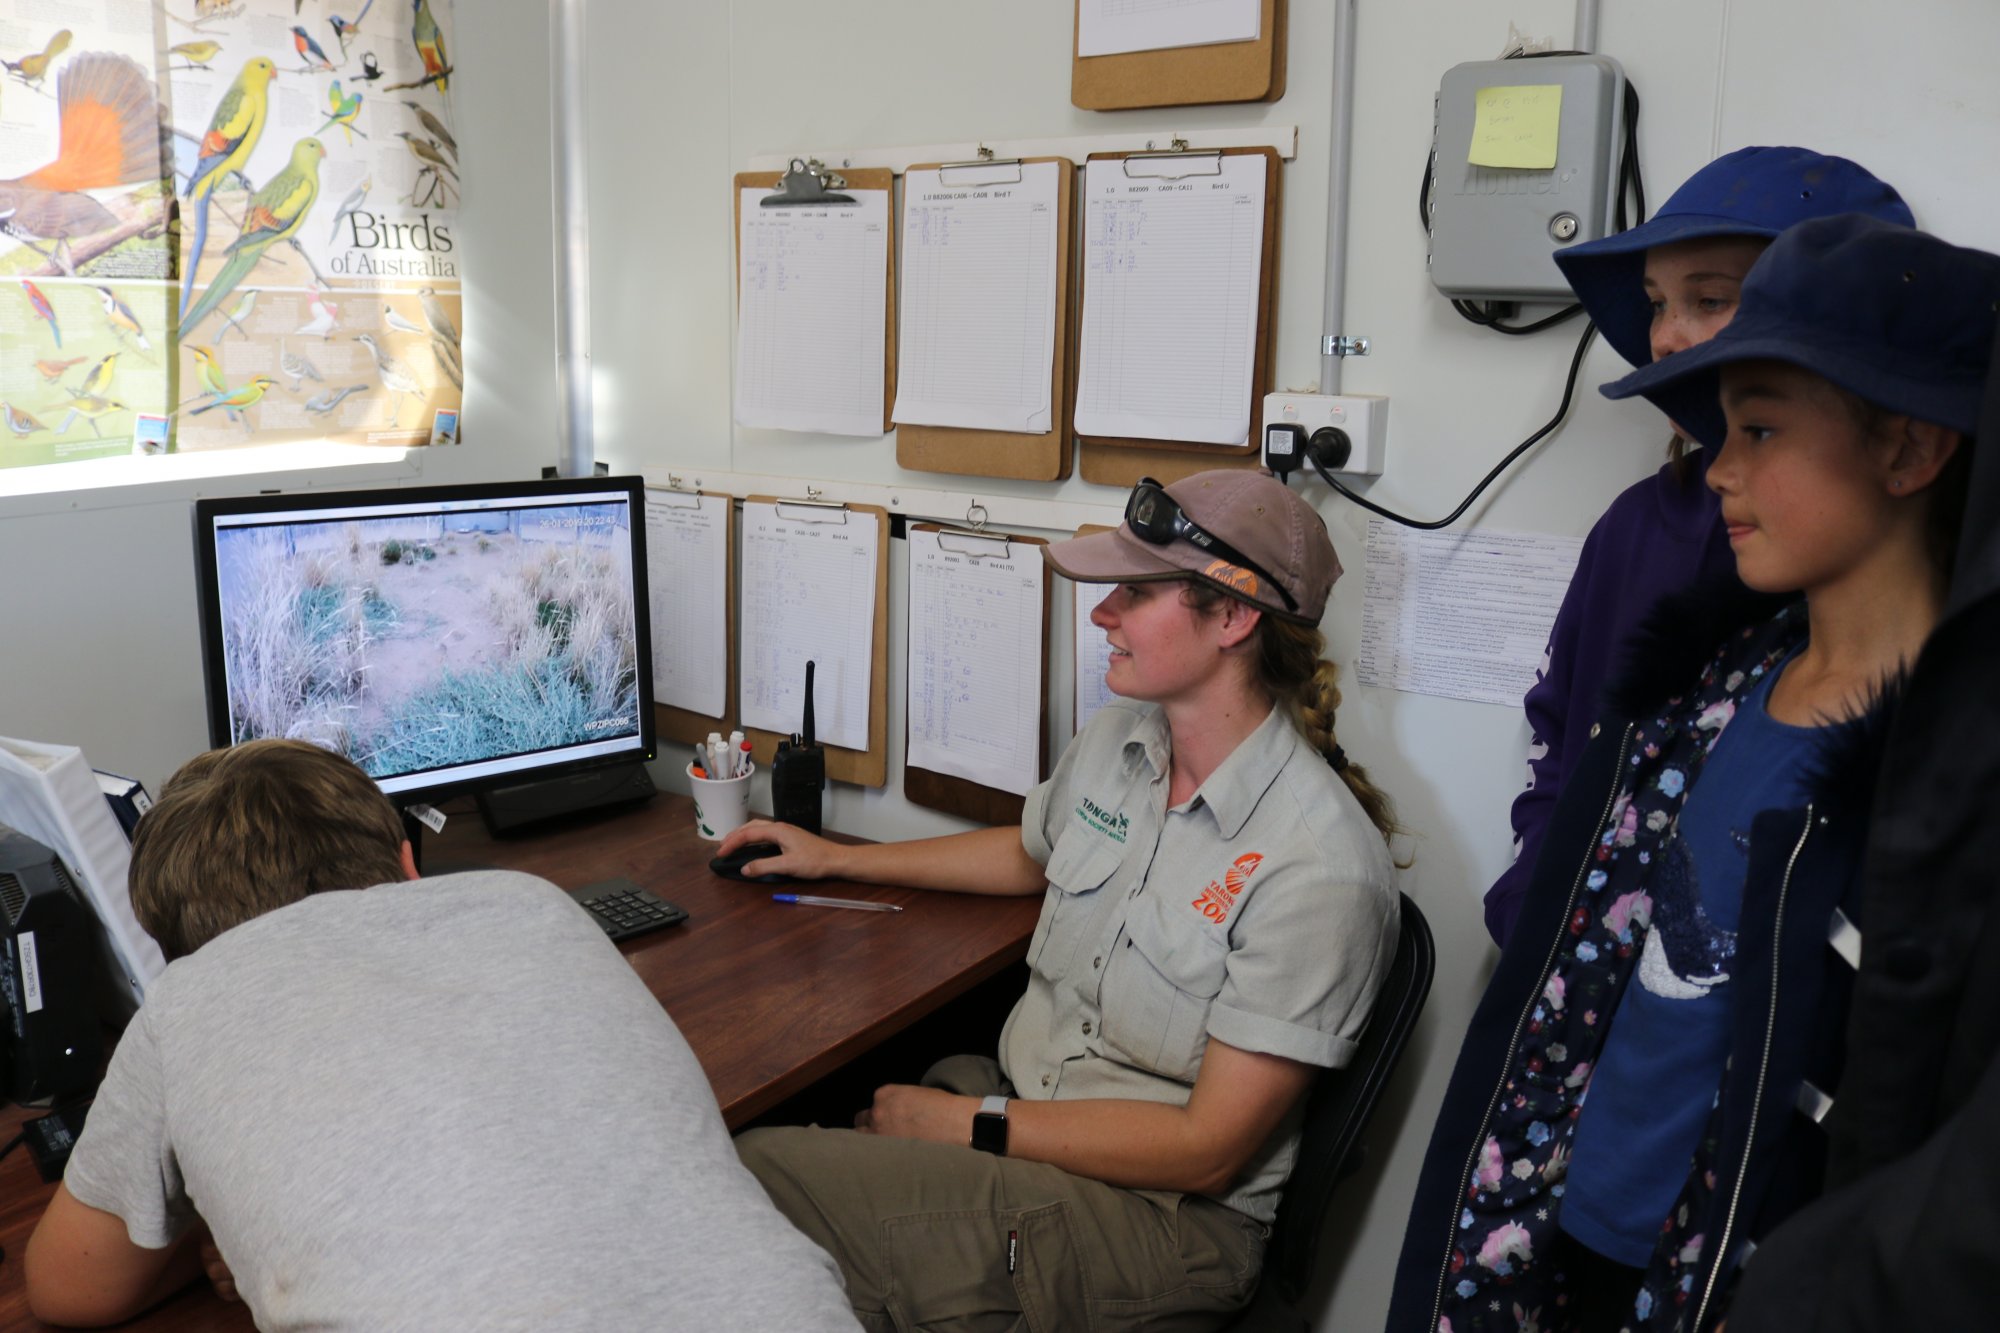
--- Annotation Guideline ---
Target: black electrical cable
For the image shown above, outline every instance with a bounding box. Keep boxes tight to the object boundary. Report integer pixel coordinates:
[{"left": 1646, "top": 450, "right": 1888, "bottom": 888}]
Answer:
[
  {"left": 1417, "top": 146, "right": 1437, "bottom": 232},
  {"left": 1458, "top": 299, "right": 1588, "bottom": 336},
  {"left": 1317, "top": 321, "right": 1598, "bottom": 529}
]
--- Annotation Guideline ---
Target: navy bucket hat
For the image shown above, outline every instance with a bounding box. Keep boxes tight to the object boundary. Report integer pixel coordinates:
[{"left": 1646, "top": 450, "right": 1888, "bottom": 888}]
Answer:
[
  {"left": 1602, "top": 214, "right": 2000, "bottom": 449},
  {"left": 1553, "top": 146, "right": 1913, "bottom": 368}
]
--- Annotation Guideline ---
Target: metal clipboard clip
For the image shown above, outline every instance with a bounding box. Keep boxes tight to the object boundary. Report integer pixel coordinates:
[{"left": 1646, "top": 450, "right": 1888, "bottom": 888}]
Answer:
[
  {"left": 936, "top": 146, "right": 1024, "bottom": 189},
  {"left": 649, "top": 475, "right": 703, "bottom": 508},
  {"left": 775, "top": 486, "right": 850, "bottom": 523},
  {"left": 761, "top": 157, "right": 855, "bottom": 207},
  {"left": 1122, "top": 140, "right": 1224, "bottom": 182},
  {"left": 934, "top": 502, "right": 1014, "bottom": 559}
]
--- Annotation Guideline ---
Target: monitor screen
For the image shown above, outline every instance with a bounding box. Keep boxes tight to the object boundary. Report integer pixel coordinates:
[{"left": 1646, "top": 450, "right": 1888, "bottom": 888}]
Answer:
[{"left": 192, "top": 476, "right": 655, "bottom": 803}]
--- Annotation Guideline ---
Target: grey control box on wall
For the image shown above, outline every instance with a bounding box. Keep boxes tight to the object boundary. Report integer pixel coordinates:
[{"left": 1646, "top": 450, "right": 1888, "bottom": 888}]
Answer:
[{"left": 1428, "top": 54, "right": 1627, "bottom": 303}]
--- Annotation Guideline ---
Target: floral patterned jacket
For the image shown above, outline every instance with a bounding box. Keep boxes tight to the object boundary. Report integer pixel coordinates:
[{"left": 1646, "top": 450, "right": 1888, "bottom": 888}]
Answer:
[{"left": 1388, "top": 585, "right": 1898, "bottom": 1333}]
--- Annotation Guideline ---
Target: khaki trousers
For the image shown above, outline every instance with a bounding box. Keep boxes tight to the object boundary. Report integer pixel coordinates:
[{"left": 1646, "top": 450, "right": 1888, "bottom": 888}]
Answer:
[{"left": 736, "top": 1055, "right": 1264, "bottom": 1333}]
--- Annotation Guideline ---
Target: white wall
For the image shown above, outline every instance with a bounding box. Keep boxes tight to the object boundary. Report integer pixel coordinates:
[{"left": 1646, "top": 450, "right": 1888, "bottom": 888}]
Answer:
[{"left": 4, "top": 1, "right": 1997, "bottom": 1326}]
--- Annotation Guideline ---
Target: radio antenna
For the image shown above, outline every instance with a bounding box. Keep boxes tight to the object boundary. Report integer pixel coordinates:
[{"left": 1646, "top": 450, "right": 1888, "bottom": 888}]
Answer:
[{"left": 802, "top": 659, "right": 817, "bottom": 749}]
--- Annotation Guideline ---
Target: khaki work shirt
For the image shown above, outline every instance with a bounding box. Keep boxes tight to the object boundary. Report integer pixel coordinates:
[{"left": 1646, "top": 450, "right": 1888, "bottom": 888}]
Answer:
[{"left": 999, "top": 700, "right": 1398, "bottom": 1222}]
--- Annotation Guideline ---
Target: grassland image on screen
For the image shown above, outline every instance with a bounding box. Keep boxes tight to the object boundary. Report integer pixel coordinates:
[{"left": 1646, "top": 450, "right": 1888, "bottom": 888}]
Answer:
[{"left": 214, "top": 502, "right": 641, "bottom": 783}]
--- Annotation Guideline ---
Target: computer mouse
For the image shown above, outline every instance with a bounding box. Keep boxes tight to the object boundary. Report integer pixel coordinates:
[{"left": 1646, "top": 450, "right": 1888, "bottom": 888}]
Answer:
[{"left": 708, "top": 842, "right": 792, "bottom": 884}]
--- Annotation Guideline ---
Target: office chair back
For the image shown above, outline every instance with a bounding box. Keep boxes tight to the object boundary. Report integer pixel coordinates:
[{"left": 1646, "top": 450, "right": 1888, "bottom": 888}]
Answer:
[{"left": 1227, "top": 891, "right": 1436, "bottom": 1329}]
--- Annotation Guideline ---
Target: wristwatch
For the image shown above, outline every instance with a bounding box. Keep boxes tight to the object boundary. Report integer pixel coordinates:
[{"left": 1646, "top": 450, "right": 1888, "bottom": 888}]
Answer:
[{"left": 971, "top": 1095, "right": 1009, "bottom": 1155}]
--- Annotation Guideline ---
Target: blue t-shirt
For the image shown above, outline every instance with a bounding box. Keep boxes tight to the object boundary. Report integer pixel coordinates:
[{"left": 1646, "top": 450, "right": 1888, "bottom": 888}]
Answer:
[{"left": 1559, "top": 655, "right": 1818, "bottom": 1266}]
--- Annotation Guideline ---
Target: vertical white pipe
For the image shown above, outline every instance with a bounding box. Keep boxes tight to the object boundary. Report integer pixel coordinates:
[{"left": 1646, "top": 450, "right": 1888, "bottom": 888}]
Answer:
[
  {"left": 550, "top": 0, "right": 593, "bottom": 477},
  {"left": 1320, "top": 0, "right": 1358, "bottom": 395},
  {"left": 1573, "top": 0, "right": 1600, "bottom": 53}
]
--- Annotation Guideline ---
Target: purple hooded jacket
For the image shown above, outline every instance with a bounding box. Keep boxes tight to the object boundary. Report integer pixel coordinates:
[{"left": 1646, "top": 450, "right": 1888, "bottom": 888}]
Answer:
[{"left": 1482, "top": 448, "right": 1737, "bottom": 945}]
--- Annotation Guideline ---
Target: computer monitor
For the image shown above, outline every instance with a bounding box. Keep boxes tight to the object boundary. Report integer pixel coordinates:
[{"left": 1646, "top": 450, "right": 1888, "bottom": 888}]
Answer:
[{"left": 191, "top": 476, "right": 655, "bottom": 811}]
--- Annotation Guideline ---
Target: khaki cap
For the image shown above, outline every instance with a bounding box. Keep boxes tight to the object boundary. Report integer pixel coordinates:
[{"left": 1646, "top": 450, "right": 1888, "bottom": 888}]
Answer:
[{"left": 1042, "top": 470, "right": 1340, "bottom": 624}]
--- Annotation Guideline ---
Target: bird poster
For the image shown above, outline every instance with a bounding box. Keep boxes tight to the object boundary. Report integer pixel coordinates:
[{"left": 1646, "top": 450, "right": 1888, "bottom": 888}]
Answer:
[
  {"left": 0, "top": 0, "right": 462, "bottom": 471},
  {"left": 0, "top": 23, "right": 174, "bottom": 467}
]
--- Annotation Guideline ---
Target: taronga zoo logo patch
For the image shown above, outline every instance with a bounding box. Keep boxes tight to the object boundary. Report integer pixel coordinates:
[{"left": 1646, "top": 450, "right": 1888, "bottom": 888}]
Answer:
[{"left": 1192, "top": 852, "right": 1265, "bottom": 924}]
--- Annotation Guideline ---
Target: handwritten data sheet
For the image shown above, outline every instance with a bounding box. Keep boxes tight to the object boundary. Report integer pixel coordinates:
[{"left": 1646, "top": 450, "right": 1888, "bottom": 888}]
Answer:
[
  {"left": 1078, "top": 0, "right": 1260, "bottom": 57},
  {"left": 1073, "top": 579, "right": 1118, "bottom": 733},
  {"left": 1074, "top": 154, "right": 1266, "bottom": 446},
  {"left": 735, "top": 189, "right": 889, "bottom": 436},
  {"left": 894, "top": 162, "right": 1061, "bottom": 435},
  {"left": 905, "top": 529, "right": 1045, "bottom": 795},
  {"left": 1356, "top": 519, "right": 1584, "bottom": 707},
  {"left": 739, "top": 501, "right": 880, "bottom": 749},
  {"left": 644, "top": 492, "right": 728, "bottom": 718}
]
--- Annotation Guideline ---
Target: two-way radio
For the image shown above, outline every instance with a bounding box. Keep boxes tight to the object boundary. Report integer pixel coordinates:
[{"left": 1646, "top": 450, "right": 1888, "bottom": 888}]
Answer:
[{"left": 771, "top": 659, "right": 826, "bottom": 834}]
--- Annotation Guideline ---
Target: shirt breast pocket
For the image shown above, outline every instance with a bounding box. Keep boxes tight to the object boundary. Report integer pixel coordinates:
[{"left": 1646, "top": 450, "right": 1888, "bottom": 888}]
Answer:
[
  {"left": 1028, "top": 829, "right": 1123, "bottom": 976},
  {"left": 1100, "top": 892, "right": 1229, "bottom": 1084}
]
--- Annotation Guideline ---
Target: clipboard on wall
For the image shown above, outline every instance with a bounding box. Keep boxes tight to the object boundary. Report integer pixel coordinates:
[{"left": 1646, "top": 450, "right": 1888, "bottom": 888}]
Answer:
[
  {"left": 734, "top": 161, "right": 899, "bottom": 435},
  {"left": 903, "top": 524, "right": 1052, "bottom": 824},
  {"left": 895, "top": 156, "right": 1076, "bottom": 482},
  {"left": 1074, "top": 146, "right": 1282, "bottom": 486},
  {"left": 644, "top": 485, "right": 737, "bottom": 748},
  {"left": 1072, "top": 0, "right": 1287, "bottom": 111},
  {"left": 739, "top": 495, "right": 891, "bottom": 788}
]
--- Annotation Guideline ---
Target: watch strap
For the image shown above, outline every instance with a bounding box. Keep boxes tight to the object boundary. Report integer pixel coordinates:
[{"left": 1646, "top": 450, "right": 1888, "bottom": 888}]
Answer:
[{"left": 971, "top": 1095, "right": 1009, "bottom": 1155}]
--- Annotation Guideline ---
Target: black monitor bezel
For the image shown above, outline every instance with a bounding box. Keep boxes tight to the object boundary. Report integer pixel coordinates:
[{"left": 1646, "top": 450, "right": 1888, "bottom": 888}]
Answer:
[{"left": 191, "top": 473, "right": 657, "bottom": 810}]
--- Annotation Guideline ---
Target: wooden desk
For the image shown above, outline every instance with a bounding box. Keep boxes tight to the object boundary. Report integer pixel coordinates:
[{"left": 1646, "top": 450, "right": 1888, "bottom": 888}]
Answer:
[{"left": 0, "top": 792, "right": 1040, "bottom": 1331}]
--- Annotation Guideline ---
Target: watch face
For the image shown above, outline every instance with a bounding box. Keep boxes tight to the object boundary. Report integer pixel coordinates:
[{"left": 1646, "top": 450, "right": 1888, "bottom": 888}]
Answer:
[{"left": 972, "top": 1112, "right": 1007, "bottom": 1155}]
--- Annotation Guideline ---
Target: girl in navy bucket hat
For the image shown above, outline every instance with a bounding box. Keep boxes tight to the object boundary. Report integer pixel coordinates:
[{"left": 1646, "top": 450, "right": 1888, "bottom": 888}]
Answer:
[
  {"left": 1486, "top": 148, "right": 1914, "bottom": 949},
  {"left": 1390, "top": 214, "right": 2000, "bottom": 1333}
]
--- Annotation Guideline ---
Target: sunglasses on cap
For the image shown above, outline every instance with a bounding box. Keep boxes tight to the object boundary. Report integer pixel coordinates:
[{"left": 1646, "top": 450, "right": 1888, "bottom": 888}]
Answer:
[{"left": 1124, "top": 477, "right": 1297, "bottom": 612}]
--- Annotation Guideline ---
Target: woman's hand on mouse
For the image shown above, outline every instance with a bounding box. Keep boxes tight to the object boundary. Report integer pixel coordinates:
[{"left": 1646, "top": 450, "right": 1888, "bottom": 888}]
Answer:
[{"left": 718, "top": 819, "right": 844, "bottom": 879}]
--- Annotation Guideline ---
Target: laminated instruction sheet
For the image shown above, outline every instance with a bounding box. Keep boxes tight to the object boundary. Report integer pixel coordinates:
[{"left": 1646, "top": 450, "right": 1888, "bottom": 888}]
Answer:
[{"left": 1357, "top": 520, "right": 1584, "bottom": 707}]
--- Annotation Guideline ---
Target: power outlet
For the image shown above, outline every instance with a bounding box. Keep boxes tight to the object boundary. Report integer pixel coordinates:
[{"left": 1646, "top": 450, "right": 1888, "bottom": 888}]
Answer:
[{"left": 1261, "top": 393, "right": 1389, "bottom": 476}]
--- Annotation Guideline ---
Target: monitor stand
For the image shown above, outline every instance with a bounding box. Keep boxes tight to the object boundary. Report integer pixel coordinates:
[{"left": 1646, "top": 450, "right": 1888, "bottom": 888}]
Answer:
[{"left": 472, "top": 759, "right": 659, "bottom": 835}]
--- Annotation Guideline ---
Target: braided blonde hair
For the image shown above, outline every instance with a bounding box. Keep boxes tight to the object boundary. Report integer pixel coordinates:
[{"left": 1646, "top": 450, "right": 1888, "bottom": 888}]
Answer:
[{"left": 1181, "top": 583, "right": 1404, "bottom": 849}]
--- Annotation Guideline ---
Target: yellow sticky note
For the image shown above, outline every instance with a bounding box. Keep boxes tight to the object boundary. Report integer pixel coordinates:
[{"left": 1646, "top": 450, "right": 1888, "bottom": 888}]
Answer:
[{"left": 1468, "top": 84, "right": 1563, "bottom": 170}]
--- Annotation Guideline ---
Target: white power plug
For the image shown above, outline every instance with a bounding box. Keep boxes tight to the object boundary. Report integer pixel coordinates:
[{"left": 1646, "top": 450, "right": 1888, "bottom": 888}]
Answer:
[{"left": 1261, "top": 393, "right": 1390, "bottom": 476}]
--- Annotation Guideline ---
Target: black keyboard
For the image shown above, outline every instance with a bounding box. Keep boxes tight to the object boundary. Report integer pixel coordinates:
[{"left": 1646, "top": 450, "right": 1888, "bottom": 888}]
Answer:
[{"left": 569, "top": 879, "right": 689, "bottom": 942}]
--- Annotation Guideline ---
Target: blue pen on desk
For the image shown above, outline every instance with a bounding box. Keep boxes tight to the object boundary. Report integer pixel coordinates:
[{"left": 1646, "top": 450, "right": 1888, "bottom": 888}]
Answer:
[{"left": 772, "top": 893, "right": 902, "bottom": 914}]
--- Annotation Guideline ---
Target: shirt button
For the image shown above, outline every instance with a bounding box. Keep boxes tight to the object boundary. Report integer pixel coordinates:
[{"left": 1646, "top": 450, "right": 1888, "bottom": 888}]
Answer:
[
  {"left": 1589, "top": 723, "right": 1601, "bottom": 739},
  {"left": 1082, "top": 1021, "right": 1093, "bottom": 1035},
  {"left": 1041, "top": 1073, "right": 1052, "bottom": 1087},
  {"left": 1093, "top": 955, "right": 1103, "bottom": 969}
]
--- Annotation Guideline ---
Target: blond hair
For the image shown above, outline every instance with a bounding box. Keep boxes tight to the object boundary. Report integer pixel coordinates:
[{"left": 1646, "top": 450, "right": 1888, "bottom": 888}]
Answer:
[
  {"left": 1181, "top": 584, "right": 1404, "bottom": 849},
  {"left": 130, "top": 739, "right": 406, "bottom": 959}
]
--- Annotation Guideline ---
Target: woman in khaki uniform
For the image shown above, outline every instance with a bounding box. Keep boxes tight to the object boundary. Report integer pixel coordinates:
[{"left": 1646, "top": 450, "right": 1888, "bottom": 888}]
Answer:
[{"left": 723, "top": 470, "right": 1401, "bottom": 1332}]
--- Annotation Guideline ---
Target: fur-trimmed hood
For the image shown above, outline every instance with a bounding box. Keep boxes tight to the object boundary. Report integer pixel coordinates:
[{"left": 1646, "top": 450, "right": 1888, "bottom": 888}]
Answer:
[{"left": 1604, "top": 574, "right": 1904, "bottom": 832}]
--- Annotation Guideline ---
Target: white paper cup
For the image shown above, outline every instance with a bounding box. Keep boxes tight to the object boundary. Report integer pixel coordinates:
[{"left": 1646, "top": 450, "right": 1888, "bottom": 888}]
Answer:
[{"left": 689, "top": 761, "right": 753, "bottom": 841}]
